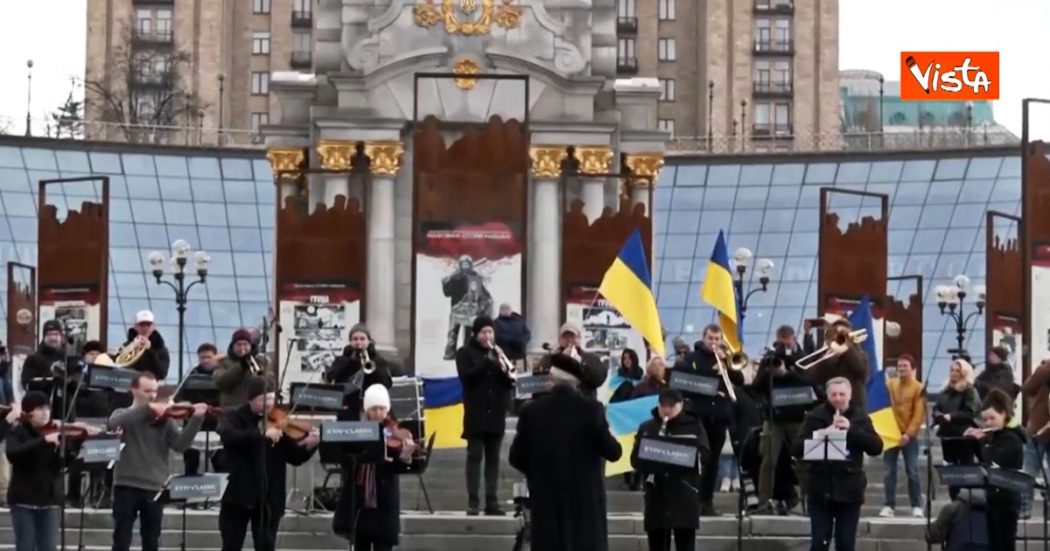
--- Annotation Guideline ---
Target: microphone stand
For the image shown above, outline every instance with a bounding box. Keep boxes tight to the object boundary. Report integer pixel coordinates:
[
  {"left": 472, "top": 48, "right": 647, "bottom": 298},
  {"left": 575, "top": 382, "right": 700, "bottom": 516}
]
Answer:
[
  {"left": 922, "top": 376, "right": 934, "bottom": 551},
  {"left": 61, "top": 359, "right": 88, "bottom": 551}
]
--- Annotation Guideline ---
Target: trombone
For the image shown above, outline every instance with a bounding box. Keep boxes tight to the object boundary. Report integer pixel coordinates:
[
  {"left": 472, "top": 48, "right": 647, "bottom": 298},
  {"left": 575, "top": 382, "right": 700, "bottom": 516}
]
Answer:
[
  {"left": 795, "top": 328, "right": 868, "bottom": 371},
  {"left": 714, "top": 338, "right": 748, "bottom": 402}
]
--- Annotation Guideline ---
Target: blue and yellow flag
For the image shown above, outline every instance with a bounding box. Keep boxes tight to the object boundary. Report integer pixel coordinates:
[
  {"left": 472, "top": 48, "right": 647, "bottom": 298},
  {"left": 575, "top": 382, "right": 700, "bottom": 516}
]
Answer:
[
  {"left": 851, "top": 295, "right": 902, "bottom": 449},
  {"left": 598, "top": 228, "right": 665, "bottom": 357},
  {"left": 701, "top": 230, "right": 741, "bottom": 351},
  {"left": 605, "top": 395, "right": 660, "bottom": 476}
]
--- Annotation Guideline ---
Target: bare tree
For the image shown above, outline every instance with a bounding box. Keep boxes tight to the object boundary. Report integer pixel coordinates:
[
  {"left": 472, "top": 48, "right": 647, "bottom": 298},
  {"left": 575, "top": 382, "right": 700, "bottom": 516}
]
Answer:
[{"left": 83, "top": 28, "right": 199, "bottom": 144}]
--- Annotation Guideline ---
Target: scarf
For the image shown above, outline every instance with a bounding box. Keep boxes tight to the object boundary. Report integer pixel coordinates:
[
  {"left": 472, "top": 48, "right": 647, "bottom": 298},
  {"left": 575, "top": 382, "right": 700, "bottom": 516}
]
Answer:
[{"left": 356, "top": 464, "right": 378, "bottom": 509}]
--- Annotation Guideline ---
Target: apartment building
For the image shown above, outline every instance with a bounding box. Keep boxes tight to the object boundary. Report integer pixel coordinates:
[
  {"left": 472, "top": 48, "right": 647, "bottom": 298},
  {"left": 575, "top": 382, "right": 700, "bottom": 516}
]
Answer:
[
  {"left": 617, "top": 0, "right": 840, "bottom": 149},
  {"left": 85, "top": 0, "right": 314, "bottom": 144}
]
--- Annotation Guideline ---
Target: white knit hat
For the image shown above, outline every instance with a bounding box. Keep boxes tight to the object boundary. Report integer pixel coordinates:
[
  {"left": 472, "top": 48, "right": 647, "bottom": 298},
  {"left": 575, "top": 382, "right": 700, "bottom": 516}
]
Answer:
[{"left": 362, "top": 384, "right": 391, "bottom": 411}]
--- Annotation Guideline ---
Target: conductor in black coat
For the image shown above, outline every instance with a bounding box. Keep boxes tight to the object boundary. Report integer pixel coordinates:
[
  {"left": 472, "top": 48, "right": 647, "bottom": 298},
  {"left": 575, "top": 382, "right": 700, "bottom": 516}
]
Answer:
[
  {"left": 792, "top": 376, "right": 883, "bottom": 551},
  {"left": 218, "top": 378, "right": 319, "bottom": 551},
  {"left": 671, "top": 323, "right": 744, "bottom": 516},
  {"left": 455, "top": 316, "right": 514, "bottom": 515},
  {"left": 533, "top": 322, "right": 607, "bottom": 400},
  {"left": 630, "top": 389, "right": 711, "bottom": 551},
  {"left": 509, "top": 356, "right": 622, "bottom": 551},
  {"left": 325, "top": 323, "right": 394, "bottom": 421}
]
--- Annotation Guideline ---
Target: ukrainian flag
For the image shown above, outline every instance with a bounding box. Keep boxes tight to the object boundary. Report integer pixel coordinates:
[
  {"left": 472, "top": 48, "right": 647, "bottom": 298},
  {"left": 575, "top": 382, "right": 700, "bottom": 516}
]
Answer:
[
  {"left": 605, "top": 394, "right": 660, "bottom": 476},
  {"left": 702, "top": 230, "right": 741, "bottom": 350},
  {"left": 598, "top": 228, "right": 665, "bottom": 357},
  {"left": 850, "top": 295, "right": 902, "bottom": 449},
  {"left": 421, "top": 378, "right": 467, "bottom": 449}
]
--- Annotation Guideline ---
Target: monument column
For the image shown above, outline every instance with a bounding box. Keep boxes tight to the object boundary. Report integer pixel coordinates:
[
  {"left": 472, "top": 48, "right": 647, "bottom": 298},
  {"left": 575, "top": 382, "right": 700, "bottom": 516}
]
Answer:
[
  {"left": 364, "top": 140, "right": 404, "bottom": 355},
  {"left": 625, "top": 153, "right": 664, "bottom": 210},
  {"left": 576, "top": 146, "right": 614, "bottom": 222},
  {"left": 528, "top": 145, "right": 568, "bottom": 353},
  {"left": 266, "top": 147, "right": 306, "bottom": 203},
  {"left": 317, "top": 140, "right": 355, "bottom": 201}
]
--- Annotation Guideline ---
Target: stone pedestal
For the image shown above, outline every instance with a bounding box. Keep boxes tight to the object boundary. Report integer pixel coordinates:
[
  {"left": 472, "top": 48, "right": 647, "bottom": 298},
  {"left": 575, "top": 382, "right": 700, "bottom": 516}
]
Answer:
[
  {"left": 364, "top": 140, "right": 404, "bottom": 356},
  {"left": 527, "top": 145, "right": 568, "bottom": 353}
]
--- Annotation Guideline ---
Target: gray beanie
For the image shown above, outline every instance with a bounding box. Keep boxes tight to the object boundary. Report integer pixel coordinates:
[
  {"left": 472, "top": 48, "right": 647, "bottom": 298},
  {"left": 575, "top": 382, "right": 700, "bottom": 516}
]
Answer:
[{"left": 349, "top": 323, "right": 371, "bottom": 339}]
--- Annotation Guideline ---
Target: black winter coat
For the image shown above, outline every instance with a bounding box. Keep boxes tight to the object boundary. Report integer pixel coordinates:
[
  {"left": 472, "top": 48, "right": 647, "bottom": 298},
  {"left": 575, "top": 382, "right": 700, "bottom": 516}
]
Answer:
[
  {"left": 325, "top": 344, "right": 393, "bottom": 420},
  {"left": 21, "top": 341, "right": 66, "bottom": 390},
  {"left": 123, "top": 329, "right": 171, "bottom": 381},
  {"left": 6, "top": 422, "right": 65, "bottom": 506},
  {"left": 535, "top": 348, "right": 608, "bottom": 400},
  {"left": 933, "top": 385, "right": 982, "bottom": 438},
  {"left": 509, "top": 384, "right": 622, "bottom": 551},
  {"left": 630, "top": 410, "right": 711, "bottom": 531},
  {"left": 974, "top": 363, "right": 1020, "bottom": 400},
  {"left": 217, "top": 404, "right": 315, "bottom": 516},
  {"left": 807, "top": 346, "right": 870, "bottom": 413},
  {"left": 791, "top": 402, "right": 883, "bottom": 504},
  {"left": 751, "top": 364, "right": 817, "bottom": 423},
  {"left": 493, "top": 313, "right": 531, "bottom": 361},
  {"left": 976, "top": 426, "right": 1026, "bottom": 507},
  {"left": 214, "top": 341, "right": 275, "bottom": 408},
  {"left": 671, "top": 345, "right": 744, "bottom": 420},
  {"left": 456, "top": 339, "right": 513, "bottom": 438}
]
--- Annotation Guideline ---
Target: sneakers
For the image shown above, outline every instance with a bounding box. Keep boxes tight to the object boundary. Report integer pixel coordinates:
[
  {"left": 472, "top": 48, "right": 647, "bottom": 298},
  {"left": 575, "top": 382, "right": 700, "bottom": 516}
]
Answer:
[
  {"left": 911, "top": 507, "right": 925, "bottom": 518},
  {"left": 878, "top": 506, "right": 895, "bottom": 518}
]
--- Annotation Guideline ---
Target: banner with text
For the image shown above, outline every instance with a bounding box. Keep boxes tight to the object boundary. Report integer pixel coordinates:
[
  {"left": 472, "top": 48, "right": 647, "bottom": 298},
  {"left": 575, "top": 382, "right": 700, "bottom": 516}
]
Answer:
[{"left": 277, "top": 282, "right": 361, "bottom": 396}]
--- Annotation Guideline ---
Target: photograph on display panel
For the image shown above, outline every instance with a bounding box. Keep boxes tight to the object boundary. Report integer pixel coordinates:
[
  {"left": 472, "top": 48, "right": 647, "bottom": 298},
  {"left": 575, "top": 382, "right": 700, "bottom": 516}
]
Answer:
[
  {"left": 277, "top": 283, "right": 360, "bottom": 395},
  {"left": 1031, "top": 245, "right": 1050, "bottom": 373},
  {"left": 565, "top": 285, "right": 645, "bottom": 372},
  {"left": 414, "top": 221, "right": 522, "bottom": 378},
  {"left": 38, "top": 286, "right": 102, "bottom": 353}
]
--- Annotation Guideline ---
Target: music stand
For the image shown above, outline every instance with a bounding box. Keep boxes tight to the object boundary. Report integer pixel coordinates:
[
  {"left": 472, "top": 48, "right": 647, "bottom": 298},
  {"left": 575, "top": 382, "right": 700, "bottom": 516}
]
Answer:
[
  {"left": 320, "top": 420, "right": 384, "bottom": 551},
  {"left": 84, "top": 363, "right": 138, "bottom": 394},
  {"left": 175, "top": 375, "right": 221, "bottom": 510},
  {"left": 155, "top": 473, "right": 229, "bottom": 551},
  {"left": 634, "top": 435, "right": 700, "bottom": 474},
  {"left": 803, "top": 431, "right": 849, "bottom": 462},
  {"left": 75, "top": 437, "right": 123, "bottom": 551},
  {"left": 286, "top": 383, "right": 343, "bottom": 514}
]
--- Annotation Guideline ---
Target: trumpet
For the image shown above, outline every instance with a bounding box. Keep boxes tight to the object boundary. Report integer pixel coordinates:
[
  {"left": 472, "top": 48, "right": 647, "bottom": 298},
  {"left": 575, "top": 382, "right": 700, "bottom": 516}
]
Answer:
[
  {"left": 359, "top": 347, "right": 375, "bottom": 375},
  {"left": 492, "top": 344, "right": 516, "bottom": 377},
  {"left": 659, "top": 415, "right": 669, "bottom": 437},
  {"left": 713, "top": 339, "right": 743, "bottom": 403},
  {"left": 795, "top": 329, "right": 868, "bottom": 371},
  {"left": 247, "top": 355, "right": 262, "bottom": 375}
]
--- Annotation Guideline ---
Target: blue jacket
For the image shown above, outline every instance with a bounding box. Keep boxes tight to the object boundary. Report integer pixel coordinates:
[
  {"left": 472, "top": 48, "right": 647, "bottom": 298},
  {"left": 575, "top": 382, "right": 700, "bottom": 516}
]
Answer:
[{"left": 494, "top": 313, "right": 531, "bottom": 360}]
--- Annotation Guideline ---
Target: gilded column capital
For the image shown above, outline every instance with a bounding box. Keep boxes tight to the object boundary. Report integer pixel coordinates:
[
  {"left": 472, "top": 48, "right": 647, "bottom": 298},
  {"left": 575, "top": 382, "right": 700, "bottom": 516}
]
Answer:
[
  {"left": 624, "top": 153, "right": 665, "bottom": 186},
  {"left": 266, "top": 147, "right": 305, "bottom": 180},
  {"left": 364, "top": 141, "right": 405, "bottom": 176},
  {"left": 575, "top": 146, "right": 614, "bottom": 175},
  {"left": 316, "top": 140, "right": 356, "bottom": 170},
  {"left": 528, "top": 145, "right": 568, "bottom": 179}
]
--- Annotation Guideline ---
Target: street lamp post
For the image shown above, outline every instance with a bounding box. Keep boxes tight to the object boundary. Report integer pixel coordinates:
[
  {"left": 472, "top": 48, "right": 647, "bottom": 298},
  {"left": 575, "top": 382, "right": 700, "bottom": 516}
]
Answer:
[
  {"left": 218, "top": 74, "right": 225, "bottom": 146},
  {"left": 935, "top": 274, "right": 986, "bottom": 360},
  {"left": 25, "top": 60, "right": 33, "bottom": 137},
  {"left": 731, "top": 247, "right": 774, "bottom": 321},
  {"left": 147, "top": 240, "right": 210, "bottom": 381}
]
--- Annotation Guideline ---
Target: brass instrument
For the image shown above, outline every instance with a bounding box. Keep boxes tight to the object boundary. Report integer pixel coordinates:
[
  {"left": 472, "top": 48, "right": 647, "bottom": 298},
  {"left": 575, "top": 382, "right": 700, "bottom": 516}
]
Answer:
[
  {"left": 713, "top": 339, "right": 741, "bottom": 403},
  {"left": 247, "top": 355, "right": 262, "bottom": 375},
  {"left": 795, "top": 328, "right": 868, "bottom": 371},
  {"left": 360, "top": 347, "right": 375, "bottom": 375},
  {"left": 95, "top": 337, "right": 148, "bottom": 368},
  {"left": 492, "top": 344, "right": 516, "bottom": 377},
  {"left": 659, "top": 415, "right": 669, "bottom": 437}
]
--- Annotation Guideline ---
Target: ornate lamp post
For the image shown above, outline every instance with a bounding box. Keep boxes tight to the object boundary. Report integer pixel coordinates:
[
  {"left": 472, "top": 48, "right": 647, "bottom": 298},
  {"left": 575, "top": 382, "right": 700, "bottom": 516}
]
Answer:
[
  {"left": 731, "top": 247, "right": 774, "bottom": 321},
  {"left": 147, "top": 240, "right": 210, "bottom": 380},
  {"left": 935, "top": 274, "right": 985, "bottom": 360}
]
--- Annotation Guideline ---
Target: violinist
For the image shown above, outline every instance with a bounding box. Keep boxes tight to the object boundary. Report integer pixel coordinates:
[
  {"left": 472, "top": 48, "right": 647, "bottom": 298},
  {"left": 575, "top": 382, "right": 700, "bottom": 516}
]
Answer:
[
  {"left": 333, "top": 384, "right": 417, "bottom": 551},
  {"left": 215, "top": 328, "right": 274, "bottom": 407},
  {"left": 109, "top": 372, "right": 207, "bottom": 551},
  {"left": 218, "top": 377, "right": 319, "bottom": 551},
  {"left": 325, "top": 323, "right": 393, "bottom": 420}
]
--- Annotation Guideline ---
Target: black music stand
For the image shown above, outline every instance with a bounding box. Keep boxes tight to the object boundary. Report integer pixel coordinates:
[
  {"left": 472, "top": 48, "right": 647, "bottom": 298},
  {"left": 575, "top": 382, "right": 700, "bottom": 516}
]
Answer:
[
  {"left": 74, "top": 436, "right": 122, "bottom": 551},
  {"left": 175, "top": 375, "right": 220, "bottom": 510},
  {"left": 321, "top": 420, "right": 384, "bottom": 551},
  {"left": 155, "top": 473, "right": 228, "bottom": 551},
  {"left": 768, "top": 384, "right": 817, "bottom": 513},
  {"left": 287, "top": 383, "right": 344, "bottom": 514}
]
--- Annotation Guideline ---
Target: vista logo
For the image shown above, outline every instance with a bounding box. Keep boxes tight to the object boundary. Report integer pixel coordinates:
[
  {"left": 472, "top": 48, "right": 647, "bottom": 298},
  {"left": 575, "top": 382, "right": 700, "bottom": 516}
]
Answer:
[{"left": 899, "top": 52, "right": 999, "bottom": 101}]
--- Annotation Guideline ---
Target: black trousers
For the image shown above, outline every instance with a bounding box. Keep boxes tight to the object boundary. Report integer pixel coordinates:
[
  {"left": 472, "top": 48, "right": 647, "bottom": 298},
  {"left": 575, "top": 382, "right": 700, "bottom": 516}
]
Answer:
[
  {"left": 986, "top": 503, "right": 1018, "bottom": 551},
  {"left": 808, "top": 500, "right": 861, "bottom": 551},
  {"left": 700, "top": 417, "right": 729, "bottom": 505},
  {"left": 112, "top": 486, "right": 164, "bottom": 551},
  {"left": 466, "top": 434, "right": 503, "bottom": 510},
  {"left": 646, "top": 528, "right": 695, "bottom": 551},
  {"left": 218, "top": 502, "right": 280, "bottom": 551},
  {"left": 352, "top": 541, "right": 392, "bottom": 551}
]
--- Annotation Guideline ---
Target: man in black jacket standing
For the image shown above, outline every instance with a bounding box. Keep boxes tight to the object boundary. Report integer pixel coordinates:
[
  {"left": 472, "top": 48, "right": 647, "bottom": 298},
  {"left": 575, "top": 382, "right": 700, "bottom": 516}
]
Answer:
[
  {"left": 21, "top": 319, "right": 68, "bottom": 392},
  {"left": 672, "top": 323, "right": 744, "bottom": 516},
  {"left": 534, "top": 322, "right": 607, "bottom": 400},
  {"left": 493, "top": 303, "right": 531, "bottom": 366},
  {"left": 456, "top": 316, "right": 514, "bottom": 516},
  {"left": 218, "top": 377, "right": 318, "bottom": 551},
  {"left": 975, "top": 346, "right": 1020, "bottom": 400},
  {"left": 122, "top": 310, "right": 170, "bottom": 380},
  {"left": 792, "top": 377, "right": 883, "bottom": 551},
  {"left": 215, "top": 328, "right": 275, "bottom": 407},
  {"left": 510, "top": 357, "right": 622, "bottom": 551}
]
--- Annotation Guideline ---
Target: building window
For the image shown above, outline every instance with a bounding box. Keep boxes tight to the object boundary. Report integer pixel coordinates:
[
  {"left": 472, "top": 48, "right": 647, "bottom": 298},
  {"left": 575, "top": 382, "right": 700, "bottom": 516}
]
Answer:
[
  {"left": 618, "top": 0, "right": 636, "bottom": 18},
  {"left": 755, "top": 60, "right": 771, "bottom": 84},
  {"left": 658, "top": 0, "right": 677, "bottom": 20},
  {"left": 773, "top": 60, "right": 791, "bottom": 84},
  {"left": 156, "top": 10, "right": 172, "bottom": 37},
  {"left": 774, "top": 19, "right": 792, "bottom": 43},
  {"left": 658, "top": 118, "right": 676, "bottom": 136},
  {"left": 618, "top": 37, "right": 636, "bottom": 59},
  {"left": 754, "top": 101, "right": 792, "bottom": 134},
  {"left": 251, "top": 113, "right": 269, "bottom": 132},
  {"left": 294, "top": 32, "right": 311, "bottom": 52},
  {"left": 252, "top": 32, "right": 271, "bottom": 54},
  {"left": 253, "top": 0, "right": 271, "bottom": 14},
  {"left": 659, "top": 79, "right": 676, "bottom": 102},
  {"left": 293, "top": 0, "right": 311, "bottom": 11},
  {"left": 136, "top": 9, "right": 152, "bottom": 35},
  {"left": 755, "top": 19, "right": 771, "bottom": 45},
  {"left": 251, "top": 72, "right": 270, "bottom": 95},
  {"left": 658, "top": 38, "right": 677, "bottom": 61}
]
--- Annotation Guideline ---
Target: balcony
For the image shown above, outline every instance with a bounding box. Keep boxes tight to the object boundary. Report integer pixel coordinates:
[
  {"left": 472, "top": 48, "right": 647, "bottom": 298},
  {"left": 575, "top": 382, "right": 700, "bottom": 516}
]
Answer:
[
  {"left": 290, "top": 50, "right": 313, "bottom": 69},
  {"left": 617, "top": 17, "right": 638, "bottom": 34},
  {"left": 291, "top": 10, "right": 313, "bottom": 28},
  {"left": 131, "top": 73, "right": 175, "bottom": 89},
  {"left": 132, "top": 29, "right": 174, "bottom": 47},
  {"left": 752, "top": 123, "right": 794, "bottom": 137},
  {"left": 753, "top": 0, "right": 794, "bottom": 14},
  {"left": 616, "top": 57, "right": 638, "bottom": 75},
  {"left": 753, "top": 81, "right": 793, "bottom": 97},
  {"left": 753, "top": 39, "right": 794, "bottom": 55}
]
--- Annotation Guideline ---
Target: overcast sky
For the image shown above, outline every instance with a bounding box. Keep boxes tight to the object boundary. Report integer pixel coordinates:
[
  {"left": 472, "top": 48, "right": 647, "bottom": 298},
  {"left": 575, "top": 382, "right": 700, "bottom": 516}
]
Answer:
[{"left": 0, "top": 0, "right": 1047, "bottom": 139}]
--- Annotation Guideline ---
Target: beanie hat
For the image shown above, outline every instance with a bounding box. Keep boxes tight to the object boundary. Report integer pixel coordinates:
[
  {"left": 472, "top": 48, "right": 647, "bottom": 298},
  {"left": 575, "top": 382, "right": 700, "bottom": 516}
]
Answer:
[
  {"left": 362, "top": 384, "right": 391, "bottom": 411},
  {"left": 349, "top": 323, "right": 371, "bottom": 339},
  {"left": 472, "top": 316, "right": 495, "bottom": 335},
  {"left": 22, "top": 391, "right": 50, "bottom": 413},
  {"left": 991, "top": 346, "right": 1010, "bottom": 363},
  {"left": 82, "top": 340, "right": 105, "bottom": 355},
  {"left": 244, "top": 376, "right": 268, "bottom": 401},
  {"left": 42, "top": 320, "right": 62, "bottom": 335},
  {"left": 231, "top": 328, "right": 253, "bottom": 345}
]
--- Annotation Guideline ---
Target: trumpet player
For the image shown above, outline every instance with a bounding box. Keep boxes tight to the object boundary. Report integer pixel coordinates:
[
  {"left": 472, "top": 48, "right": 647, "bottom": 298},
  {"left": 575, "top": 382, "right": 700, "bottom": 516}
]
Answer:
[
  {"left": 122, "top": 310, "right": 170, "bottom": 380},
  {"left": 215, "top": 328, "right": 274, "bottom": 407},
  {"left": 672, "top": 324, "right": 744, "bottom": 516},
  {"left": 325, "top": 323, "right": 393, "bottom": 421},
  {"left": 805, "top": 320, "right": 870, "bottom": 413},
  {"left": 534, "top": 322, "right": 607, "bottom": 400},
  {"left": 455, "top": 316, "right": 514, "bottom": 516}
]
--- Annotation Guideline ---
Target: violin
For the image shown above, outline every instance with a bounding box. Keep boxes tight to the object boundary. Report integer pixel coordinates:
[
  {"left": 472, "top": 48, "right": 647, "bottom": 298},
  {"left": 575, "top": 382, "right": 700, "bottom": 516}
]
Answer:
[
  {"left": 266, "top": 405, "right": 314, "bottom": 441},
  {"left": 149, "top": 402, "right": 213, "bottom": 425},
  {"left": 382, "top": 418, "right": 415, "bottom": 451},
  {"left": 38, "top": 421, "right": 90, "bottom": 441}
]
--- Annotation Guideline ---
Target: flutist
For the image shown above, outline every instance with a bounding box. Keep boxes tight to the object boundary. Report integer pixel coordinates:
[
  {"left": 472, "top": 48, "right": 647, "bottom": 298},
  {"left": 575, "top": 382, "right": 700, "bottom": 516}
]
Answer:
[
  {"left": 215, "top": 328, "right": 274, "bottom": 407},
  {"left": 455, "top": 316, "right": 514, "bottom": 516},
  {"left": 325, "top": 323, "right": 393, "bottom": 421},
  {"left": 671, "top": 324, "right": 743, "bottom": 516}
]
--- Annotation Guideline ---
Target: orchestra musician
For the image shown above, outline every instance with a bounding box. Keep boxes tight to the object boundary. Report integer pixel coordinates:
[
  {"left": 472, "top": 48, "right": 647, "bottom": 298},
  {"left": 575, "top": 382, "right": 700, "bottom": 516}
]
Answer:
[
  {"left": 671, "top": 324, "right": 743, "bottom": 516},
  {"left": 963, "top": 389, "right": 1025, "bottom": 550},
  {"left": 66, "top": 340, "right": 112, "bottom": 507},
  {"left": 215, "top": 328, "right": 275, "bottom": 407},
  {"left": 183, "top": 343, "right": 221, "bottom": 476},
  {"left": 806, "top": 320, "right": 870, "bottom": 413},
  {"left": 332, "top": 384, "right": 417, "bottom": 551},
  {"left": 20, "top": 320, "right": 67, "bottom": 392},
  {"left": 7, "top": 392, "right": 63, "bottom": 551},
  {"left": 509, "top": 353, "right": 622, "bottom": 551},
  {"left": 631, "top": 356, "right": 668, "bottom": 398},
  {"left": 109, "top": 372, "right": 207, "bottom": 551},
  {"left": 630, "top": 389, "right": 711, "bottom": 551},
  {"left": 455, "top": 315, "right": 514, "bottom": 516},
  {"left": 792, "top": 377, "right": 882, "bottom": 551},
  {"left": 533, "top": 322, "right": 607, "bottom": 400},
  {"left": 217, "top": 377, "right": 319, "bottom": 551},
  {"left": 122, "top": 310, "right": 170, "bottom": 381},
  {"left": 325, "top": 323, "right": 393, "bottom": 420}
]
